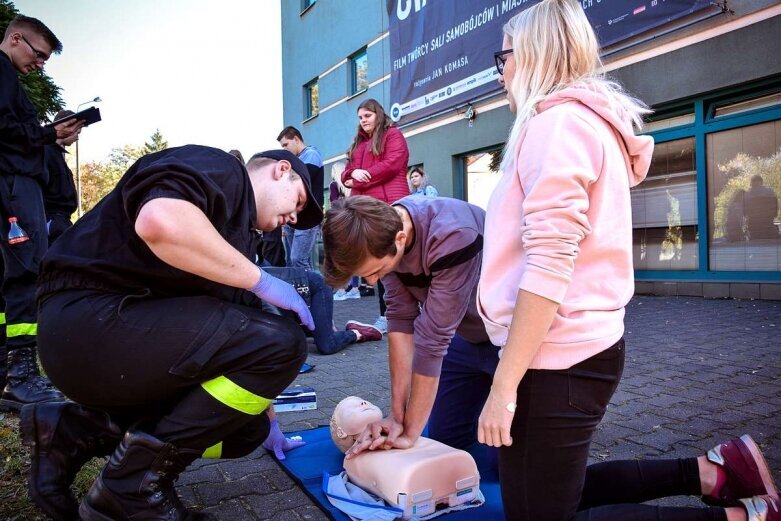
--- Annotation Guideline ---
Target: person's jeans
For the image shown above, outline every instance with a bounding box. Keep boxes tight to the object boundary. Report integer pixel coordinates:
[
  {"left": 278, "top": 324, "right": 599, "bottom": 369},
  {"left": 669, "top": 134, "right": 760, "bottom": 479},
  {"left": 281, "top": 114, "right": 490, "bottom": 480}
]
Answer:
[
  {"left": 283, "top": 224, "right": 319, "bottom": 269},
  {"left": 428, "top": 335, "right": 499, "bottom": 450},
  {"left": 307, "top": 271, "right": 356, "bottom": 355},
  {"left": 499, "top": 339, "right": 726, "bottom": 521}
]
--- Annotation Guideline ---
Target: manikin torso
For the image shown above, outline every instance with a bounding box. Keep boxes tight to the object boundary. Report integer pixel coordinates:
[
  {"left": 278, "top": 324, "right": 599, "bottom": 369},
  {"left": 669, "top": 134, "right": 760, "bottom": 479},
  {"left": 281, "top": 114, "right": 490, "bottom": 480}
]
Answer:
[{"left": 330, "top": 397, "right": 481, "bottom": 519}]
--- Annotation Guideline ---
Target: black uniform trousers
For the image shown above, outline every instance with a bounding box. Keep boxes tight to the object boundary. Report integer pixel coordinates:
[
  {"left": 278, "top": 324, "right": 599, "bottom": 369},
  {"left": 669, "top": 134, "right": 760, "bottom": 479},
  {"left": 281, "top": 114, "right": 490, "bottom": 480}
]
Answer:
[
  {"left": 38, "top": 289, "right": 307, "bottom": 458},
  {"left": 0, "top": 174, "right": 48, "bottom": 353}
]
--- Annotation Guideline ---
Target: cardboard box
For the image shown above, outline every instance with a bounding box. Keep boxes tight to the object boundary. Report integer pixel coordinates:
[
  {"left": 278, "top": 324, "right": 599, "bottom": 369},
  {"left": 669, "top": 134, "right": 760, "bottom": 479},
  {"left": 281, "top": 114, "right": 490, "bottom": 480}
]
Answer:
[{"left": 273, "top": 387, "right": 317, "bottom": 412}]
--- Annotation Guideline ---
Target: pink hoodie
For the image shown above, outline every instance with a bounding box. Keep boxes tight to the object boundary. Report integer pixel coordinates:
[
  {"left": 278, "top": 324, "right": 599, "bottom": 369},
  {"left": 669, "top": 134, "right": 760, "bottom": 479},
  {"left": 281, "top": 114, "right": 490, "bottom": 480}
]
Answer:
[{"left": 477, "top": 86, "right": 653, "bottom": 370}]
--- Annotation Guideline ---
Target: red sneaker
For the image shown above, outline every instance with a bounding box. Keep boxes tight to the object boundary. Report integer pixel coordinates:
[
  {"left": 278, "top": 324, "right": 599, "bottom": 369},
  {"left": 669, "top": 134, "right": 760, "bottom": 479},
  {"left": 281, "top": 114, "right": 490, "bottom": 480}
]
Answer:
[
  {"left": 740, "top": 495, "right": 781, "bottom": 521},
  {"left": 704, "top": 435, "right": 778, "bottom": 506},
  {"left": 345, "top": 320, "right": 382, "bottom": 343}
]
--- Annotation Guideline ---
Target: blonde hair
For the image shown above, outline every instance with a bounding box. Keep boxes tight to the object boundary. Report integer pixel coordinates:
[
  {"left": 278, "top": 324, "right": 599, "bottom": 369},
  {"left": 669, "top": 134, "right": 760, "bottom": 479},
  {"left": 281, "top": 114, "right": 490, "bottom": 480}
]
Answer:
[
  {"left": 500, "top": 0, "right": 650, "bottom": 171},
  {"left": 330, "top": 161, "right": 350, "bottom": 197}
]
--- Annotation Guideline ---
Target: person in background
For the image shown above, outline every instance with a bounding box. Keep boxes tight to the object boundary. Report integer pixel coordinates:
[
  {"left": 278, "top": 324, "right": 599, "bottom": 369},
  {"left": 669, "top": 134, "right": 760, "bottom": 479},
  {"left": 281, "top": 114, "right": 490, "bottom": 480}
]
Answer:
[
  {"left": 342, "top": 99, "right": 410, "bottom": 334},
  {"left": 478, "top": 1, "right": 778, "bottom": 520},
  {"left": 277, "top": 126, "right": 324, "bottom": 269},
  {"left": 408, "top": 166, "right": 438, "bottom": 197},
  {"left": 329, "top": 161, "right": 361, "bottom": 301},
  {"left": 0, "top": 14, "right": 82, "bottom": 410},
  {"left": 43, "top": 109, "right": 80, "bottom": 244}
]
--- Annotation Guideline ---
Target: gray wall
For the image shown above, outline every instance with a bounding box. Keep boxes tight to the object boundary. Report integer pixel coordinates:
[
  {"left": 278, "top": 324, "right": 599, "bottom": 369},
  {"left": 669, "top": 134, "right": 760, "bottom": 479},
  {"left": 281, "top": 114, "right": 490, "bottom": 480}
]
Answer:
[{"left": 611, "top": 16, "right": 781, "bottom": 106}]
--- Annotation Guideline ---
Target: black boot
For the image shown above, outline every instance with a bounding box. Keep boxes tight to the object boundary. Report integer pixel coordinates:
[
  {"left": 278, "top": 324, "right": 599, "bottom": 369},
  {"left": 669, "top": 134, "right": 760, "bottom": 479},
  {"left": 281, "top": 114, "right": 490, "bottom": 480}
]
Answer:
[
  {"left": 20, "top": 401, "right": 123, "bottom": 520},
  {"left": 79, "top": 429, "right": 216, "bottom": 521},
  {"left": 0, "top": 347, "right": 65, "bottom": 411}
]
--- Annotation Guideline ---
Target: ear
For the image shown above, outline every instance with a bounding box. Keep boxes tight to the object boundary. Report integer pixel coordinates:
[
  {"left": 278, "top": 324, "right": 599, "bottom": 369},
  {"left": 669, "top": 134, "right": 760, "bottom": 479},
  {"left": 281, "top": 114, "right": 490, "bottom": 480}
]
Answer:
[
  {"left": 336, "top": 426, "right": 348, "bottom": 439},
  {"left": 395, "top": 230, "right": 406, "bottom": 247},
  {"left": 273, "top": 160, "right": 291, "bottom": 180}
]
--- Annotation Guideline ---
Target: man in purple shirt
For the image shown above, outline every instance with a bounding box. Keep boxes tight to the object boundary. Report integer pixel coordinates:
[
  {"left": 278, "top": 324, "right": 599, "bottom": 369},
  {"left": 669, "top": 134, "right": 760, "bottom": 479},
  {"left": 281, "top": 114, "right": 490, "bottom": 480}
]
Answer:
[{"left": 322, "top": 195, "right": 499, "bottom": 456}]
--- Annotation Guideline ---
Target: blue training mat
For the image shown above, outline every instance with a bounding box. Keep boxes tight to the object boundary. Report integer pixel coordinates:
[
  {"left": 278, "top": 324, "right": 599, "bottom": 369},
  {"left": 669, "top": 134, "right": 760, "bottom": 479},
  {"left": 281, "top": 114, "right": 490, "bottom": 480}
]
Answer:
[{"left": 275, "top": 426, "right": 505, "bottom": 520}]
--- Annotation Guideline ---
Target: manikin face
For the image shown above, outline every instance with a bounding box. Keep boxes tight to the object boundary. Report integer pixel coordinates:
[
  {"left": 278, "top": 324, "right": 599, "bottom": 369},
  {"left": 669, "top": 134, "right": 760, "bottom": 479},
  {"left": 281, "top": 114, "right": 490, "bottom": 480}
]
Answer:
[
  {"left": 498, "top": 35, "right": 517, "bottom": 113},
  {"left": 254, "top": 161, "right": 308, "bottom": 232},
  {"left": 410, "top": 171, "right": 423, "bottom": 189},
  {"left": 358, "top": 108, "right": 378, "bottom": 136},
  {"left": 331, "top": 396, "right": 383, "bottom": 452},
  {"left": 278, "top": 136, "right": 304, "bottom": 156}
]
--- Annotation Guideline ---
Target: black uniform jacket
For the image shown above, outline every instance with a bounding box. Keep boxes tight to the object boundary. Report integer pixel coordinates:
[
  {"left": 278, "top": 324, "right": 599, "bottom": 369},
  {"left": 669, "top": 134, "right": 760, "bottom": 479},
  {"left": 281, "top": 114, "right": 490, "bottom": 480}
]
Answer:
[
  {"left": 38, "top": 145, "right": 263, "bottom": 304},
  {"left": 0, "top": 50, "right": 57, "bottom": 179}
]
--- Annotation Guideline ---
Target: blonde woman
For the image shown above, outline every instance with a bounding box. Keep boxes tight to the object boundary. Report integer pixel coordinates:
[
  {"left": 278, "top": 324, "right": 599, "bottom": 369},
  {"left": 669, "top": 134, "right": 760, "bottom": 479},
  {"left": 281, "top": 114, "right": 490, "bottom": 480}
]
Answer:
[{"left": 477, "top": 1, "right": 777, "bottom": 520}]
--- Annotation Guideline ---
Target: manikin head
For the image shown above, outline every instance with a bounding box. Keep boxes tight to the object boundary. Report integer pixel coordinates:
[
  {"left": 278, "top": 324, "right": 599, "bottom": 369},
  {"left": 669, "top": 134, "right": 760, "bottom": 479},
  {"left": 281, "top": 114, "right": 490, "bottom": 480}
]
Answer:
[{"left": 330, "top": 396, "right": 383, "bottom": 453}]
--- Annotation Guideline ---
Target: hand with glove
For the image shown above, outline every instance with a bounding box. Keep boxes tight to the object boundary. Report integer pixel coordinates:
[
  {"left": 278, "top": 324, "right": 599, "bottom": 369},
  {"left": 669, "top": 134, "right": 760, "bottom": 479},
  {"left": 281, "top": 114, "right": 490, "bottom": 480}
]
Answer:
[
  {"left": 262, "top": 419, "right": 306, "bottom": 460},
  {"left": 250, "top": 267, "right": 315, "bottom": 330}
]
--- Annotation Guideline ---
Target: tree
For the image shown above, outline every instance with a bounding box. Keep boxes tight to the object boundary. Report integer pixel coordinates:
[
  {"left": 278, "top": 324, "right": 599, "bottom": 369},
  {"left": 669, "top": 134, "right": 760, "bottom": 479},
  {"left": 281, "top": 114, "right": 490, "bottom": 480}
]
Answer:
[
  {"left": 78, "top": 130, "right": 170, "bottom": 215},
  {"left": 0, "top": 0, "right": 65, "bottom": 122},
  {"left": 143, "top": 129, "right": 168, "bottom": 155}
]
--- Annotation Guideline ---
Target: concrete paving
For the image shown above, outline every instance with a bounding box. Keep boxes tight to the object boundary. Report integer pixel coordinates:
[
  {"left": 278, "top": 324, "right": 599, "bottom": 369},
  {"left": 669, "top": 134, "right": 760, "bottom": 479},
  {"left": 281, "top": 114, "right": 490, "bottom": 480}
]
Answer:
[{"left": 179, "top": 295, "right": 781, "bottom": 520}]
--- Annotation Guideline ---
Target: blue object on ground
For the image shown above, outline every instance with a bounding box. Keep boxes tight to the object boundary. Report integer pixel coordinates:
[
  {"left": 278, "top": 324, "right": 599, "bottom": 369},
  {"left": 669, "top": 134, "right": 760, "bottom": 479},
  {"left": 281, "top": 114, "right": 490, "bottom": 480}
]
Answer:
[
  {"left": 274, "top": 426, "right": 505, "bottom": 520},
  {"left": 299, "top": 362, "right": 315, "bottom": 374}
]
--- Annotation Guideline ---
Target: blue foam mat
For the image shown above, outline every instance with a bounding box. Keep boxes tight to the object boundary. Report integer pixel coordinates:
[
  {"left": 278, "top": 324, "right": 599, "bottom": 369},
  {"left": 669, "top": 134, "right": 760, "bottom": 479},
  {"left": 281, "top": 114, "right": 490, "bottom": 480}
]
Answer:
[{"left": 275, "top": 426, "right": 505, "bottom": 520}]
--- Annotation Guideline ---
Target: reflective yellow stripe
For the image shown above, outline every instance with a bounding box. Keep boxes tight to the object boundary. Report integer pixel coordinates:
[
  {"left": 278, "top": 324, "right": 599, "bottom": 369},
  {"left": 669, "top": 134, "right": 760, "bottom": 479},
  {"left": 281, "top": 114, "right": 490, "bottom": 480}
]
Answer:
[
  {"left": 202, "top": 441, "right": 222, "bottom": 459},
  {"left": 0, "top": 313, "right": 5, "bottom": 325},
  {"left": 7, "top": 322, "right": 37, "bottom": 337},
  {"left": 201, "top": 376, "right": 271, "bottom": 415}
]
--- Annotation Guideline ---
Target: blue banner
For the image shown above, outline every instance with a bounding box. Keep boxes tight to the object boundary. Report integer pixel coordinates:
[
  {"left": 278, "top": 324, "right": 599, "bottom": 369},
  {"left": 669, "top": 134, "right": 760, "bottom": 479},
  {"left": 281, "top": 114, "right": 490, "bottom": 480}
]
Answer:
[{"left": 388, "top": 0, "right": 714, "bottom": 124}]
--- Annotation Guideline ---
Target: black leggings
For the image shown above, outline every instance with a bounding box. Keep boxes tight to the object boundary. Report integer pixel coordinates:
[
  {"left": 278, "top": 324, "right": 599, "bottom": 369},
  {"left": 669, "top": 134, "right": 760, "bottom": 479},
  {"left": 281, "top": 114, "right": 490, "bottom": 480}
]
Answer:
[{"left": 499, "top": 340, "right": 727, "bottom": 521}]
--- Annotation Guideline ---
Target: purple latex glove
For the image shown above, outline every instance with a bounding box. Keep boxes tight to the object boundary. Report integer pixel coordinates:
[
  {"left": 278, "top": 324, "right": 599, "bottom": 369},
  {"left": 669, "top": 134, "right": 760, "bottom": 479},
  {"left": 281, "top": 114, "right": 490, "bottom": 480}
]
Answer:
[
  {"left": 250, "top": 267, "right": 315, "bottom": 330},
  {"left": 262, "top": 419, "right": 306, "bottom": 460}
]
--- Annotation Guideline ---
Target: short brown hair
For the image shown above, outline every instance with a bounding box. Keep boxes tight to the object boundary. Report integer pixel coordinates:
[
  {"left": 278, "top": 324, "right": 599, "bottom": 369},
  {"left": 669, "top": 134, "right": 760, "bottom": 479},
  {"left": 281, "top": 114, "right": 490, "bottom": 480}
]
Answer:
[
  {"left": 322, "top": 196, "right": 402, "bottom": 287},
  {"left": 5, "top": 15, "right": 62, "bottom": 54},
  {"left": 276, "top": 126, "right": 303, "bottom": 143}
]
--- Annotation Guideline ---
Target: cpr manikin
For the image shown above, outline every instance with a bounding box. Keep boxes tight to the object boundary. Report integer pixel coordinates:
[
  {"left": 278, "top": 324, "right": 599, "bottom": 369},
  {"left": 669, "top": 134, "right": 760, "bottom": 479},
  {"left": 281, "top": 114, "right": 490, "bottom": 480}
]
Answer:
[{"left": 330, "top": 397, "right": 481, "bottom": 519}]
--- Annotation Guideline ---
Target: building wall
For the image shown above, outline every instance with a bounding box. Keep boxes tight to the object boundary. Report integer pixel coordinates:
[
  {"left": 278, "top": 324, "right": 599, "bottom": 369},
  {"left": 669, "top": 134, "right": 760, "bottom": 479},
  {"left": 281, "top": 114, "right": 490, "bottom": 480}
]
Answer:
[{"left": 280, "top": 1, "right": 781, "bottom": 298}]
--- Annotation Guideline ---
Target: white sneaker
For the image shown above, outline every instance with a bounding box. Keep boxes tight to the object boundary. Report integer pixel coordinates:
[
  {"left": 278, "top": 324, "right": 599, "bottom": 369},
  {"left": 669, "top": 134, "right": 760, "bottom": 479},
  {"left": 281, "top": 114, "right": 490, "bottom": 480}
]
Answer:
[
  {"left": 372, "top": 316, "right": 388, "bottom": 334},
  {"left": 344, "top": 287, "right": 361, "bottom": 299},
  {"left": 333, "top": 289, "right": 348, "bottom": 301}
]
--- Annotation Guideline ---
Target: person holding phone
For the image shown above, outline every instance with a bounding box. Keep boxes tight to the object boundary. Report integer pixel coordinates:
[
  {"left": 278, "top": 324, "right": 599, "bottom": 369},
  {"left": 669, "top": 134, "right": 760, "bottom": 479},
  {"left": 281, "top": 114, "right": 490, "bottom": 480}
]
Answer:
[{"left": 0, "top": 15, "right": 82, "bottom": 410}]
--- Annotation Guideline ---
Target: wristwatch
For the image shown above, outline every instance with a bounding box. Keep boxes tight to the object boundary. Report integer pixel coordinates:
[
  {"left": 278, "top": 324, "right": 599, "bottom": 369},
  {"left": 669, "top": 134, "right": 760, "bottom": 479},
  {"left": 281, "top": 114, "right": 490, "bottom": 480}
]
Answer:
[{"left": 505, "top": 402, "right": 517, "bottom": 413}]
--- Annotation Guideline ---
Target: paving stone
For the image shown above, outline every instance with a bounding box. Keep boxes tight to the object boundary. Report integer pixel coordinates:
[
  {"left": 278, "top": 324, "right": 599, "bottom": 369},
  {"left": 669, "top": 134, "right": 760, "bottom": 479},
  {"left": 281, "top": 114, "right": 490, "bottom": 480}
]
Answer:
[{"left": 175, "top": 295, "right": 781, "bottom": 519}]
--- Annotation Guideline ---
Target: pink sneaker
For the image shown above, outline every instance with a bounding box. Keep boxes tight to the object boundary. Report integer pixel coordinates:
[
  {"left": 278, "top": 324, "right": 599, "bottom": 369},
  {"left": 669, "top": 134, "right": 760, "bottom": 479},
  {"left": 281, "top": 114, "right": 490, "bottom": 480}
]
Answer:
[
  {"left": 704, "top": 435, "right": 779, "bottom": 506},
  {"left": 345, "top": 320, "right": 382, "bottom": 343},
  {"left": 740, "top": 495, "right": 781, "bottom": 521}
]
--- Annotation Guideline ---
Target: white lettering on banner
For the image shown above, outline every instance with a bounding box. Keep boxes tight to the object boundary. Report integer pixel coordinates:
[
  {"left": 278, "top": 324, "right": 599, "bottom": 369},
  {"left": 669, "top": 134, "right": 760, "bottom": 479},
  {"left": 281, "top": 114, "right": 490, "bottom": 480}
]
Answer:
[
  {"left": 391, "top": 66, "right": 500, "bottom": 121},
  {"left": 397, "top": 0, "right": 427, "bottom": 21},
  {"left": 445, "top": 6, "right": 496, "bottom": 44},
  {"left": 394, "top": 55, "right": 408, "bottom": 70},
  {"left": 501, "top": 0, "right": 534, "bottom": 15},
  {"left": 406, "top": 42, "right": 429, "bottom": 64},
  {"left": 444, "top": 56, "right": 468, "bottom": 74}
]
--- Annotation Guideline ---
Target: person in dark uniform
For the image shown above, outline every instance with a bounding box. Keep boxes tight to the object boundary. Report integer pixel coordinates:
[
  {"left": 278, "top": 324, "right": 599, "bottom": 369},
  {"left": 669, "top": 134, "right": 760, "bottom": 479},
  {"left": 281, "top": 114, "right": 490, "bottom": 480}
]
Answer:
[
  {"left": 42, "top": 109, "right": 80, "bottom": 245},
  {"left": 0, "top": 15, "right": 82, "bottom": 410},
  {"left": 20, "top": 146, "right": 322, "bottom": 520}
]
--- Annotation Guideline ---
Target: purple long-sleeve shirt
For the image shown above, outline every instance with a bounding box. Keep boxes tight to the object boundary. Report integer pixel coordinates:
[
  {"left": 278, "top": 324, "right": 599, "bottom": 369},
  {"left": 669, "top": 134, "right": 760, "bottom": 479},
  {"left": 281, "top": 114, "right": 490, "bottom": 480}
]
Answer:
[{"left": 383, "top": 196, "right": 490, "bottom": 377}]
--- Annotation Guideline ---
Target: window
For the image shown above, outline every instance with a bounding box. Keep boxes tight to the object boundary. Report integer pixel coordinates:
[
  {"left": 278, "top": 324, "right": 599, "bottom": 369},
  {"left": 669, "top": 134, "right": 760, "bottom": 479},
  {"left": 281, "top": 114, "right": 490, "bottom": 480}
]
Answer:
[
  {"left": 461, "top": 148, "right": 503, "bottom": 210},
  {"left": 351, "top": 49, "right": 369, "bottom": 94},
  {"left": 304, "top": 78, "right": 319, "bottom": 119},
  {"left": 707, "top": 120, "right": 781, "bottom": 271},
  {"left": 631, "top": 137, "right": 699, "bottom": 270},
  {"left": 301, "top": 0, "right": 316, "bottom": 13},
  {"left": 636, "top": 80, "right": 781, "bottom": 280}
]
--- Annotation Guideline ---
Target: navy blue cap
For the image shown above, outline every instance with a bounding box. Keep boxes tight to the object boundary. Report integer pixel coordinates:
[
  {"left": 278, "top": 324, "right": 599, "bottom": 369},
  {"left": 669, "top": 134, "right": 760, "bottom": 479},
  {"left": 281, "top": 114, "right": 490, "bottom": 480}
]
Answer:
[{"left": 257, "top": 149, "right": 323, "bottom": 230}]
